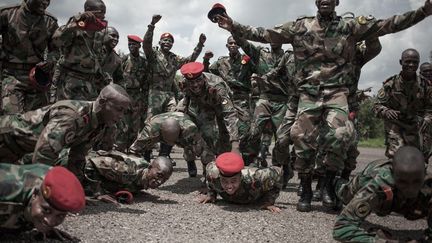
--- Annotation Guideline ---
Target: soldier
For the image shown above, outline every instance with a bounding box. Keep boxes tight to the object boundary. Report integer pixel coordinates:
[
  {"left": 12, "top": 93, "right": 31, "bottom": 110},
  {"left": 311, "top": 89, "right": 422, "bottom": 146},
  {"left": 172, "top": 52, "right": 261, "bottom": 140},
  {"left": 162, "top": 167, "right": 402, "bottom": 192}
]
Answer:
[
  {"left": 129, "top": 112, "right": 213, "bottom": 177},
  {"left": 420, "top": 62, "right": 432, "bottom": 85},
  {"left": 0, "top": 164, "right": 85, "bottom": 240},
  {"left": 333, "top": 146, "right": 431, "bottom": 242},
  {"left": 373, "top": 49, "right": 432, "bottom": 159},
  {"left": 0, "top": 0, "right": 59, "bottom": 114},
  {"left": 0, "top": 84, "right": 131, "bottom": 180},
  {"left": 178, "top": 62, "right": 241, "bottom": 157},
  {"left": 52, "top": 0, "right": 107, "bottom": 101},
  {"left": 420, "top": 62, "right": 432, "bottom": 160},
  {"left": 115, "top": 35, "right": 148, "bottom": 151},
  {"left": 203, "top": 36, "right": 255, "bottom": 163},
  {"left": 215, "top": 0, "right": 432, "bottom": 212},
  {"left": 80, "top": 151, "right": 173, "bottom": 204},
  {"left": 143, "top": 14, "right": 205, "bottom": 159},
  {"left": 198, "top": 152, "right": 282, "bottom": 212}
]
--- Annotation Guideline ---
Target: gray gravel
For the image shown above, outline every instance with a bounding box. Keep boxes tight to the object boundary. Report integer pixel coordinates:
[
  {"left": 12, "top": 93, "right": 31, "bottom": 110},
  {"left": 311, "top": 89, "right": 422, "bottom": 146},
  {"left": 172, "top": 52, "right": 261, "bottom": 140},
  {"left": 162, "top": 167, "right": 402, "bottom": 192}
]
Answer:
[{"left": 2, "top": 147, "right": 428, "bottom": 242}]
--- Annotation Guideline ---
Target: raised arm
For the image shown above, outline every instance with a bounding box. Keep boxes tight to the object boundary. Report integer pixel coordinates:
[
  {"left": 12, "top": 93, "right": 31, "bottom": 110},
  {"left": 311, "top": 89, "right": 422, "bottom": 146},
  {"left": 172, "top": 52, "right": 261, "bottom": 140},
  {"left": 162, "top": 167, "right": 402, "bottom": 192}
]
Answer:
[
  {"left": 142, "top": 14, "right": 161, "bottom": 60},
  {"left": 175, "top": 33, "right": 206, "bottom": 68}
]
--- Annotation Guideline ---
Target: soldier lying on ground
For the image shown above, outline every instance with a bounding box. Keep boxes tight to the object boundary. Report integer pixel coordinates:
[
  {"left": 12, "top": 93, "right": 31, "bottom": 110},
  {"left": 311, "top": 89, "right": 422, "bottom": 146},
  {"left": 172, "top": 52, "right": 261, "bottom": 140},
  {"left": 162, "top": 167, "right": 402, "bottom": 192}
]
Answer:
[
  {"left": 333, "top": 146, "right": 431, "bottom": 242},
  {"left": 0, "top": 164, "right": 85, "bottom": 241},
  {"left": 198, "top": 152, "right": 282, "bottom": 213}
]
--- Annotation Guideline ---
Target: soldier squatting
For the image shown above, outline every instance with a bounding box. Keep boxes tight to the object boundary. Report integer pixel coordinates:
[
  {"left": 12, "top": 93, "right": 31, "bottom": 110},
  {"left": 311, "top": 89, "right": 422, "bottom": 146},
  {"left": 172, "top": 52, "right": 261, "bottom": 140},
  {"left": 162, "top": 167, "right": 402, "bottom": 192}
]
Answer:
[{"left": 1, "top": 0, "right": 432, "bottom": 241}]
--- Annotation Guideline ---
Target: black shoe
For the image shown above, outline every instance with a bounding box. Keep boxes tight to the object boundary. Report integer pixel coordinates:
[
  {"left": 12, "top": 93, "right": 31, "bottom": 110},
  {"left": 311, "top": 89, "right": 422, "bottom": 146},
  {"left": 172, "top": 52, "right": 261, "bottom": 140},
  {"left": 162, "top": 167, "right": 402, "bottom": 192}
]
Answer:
[
  {"left": 297, "top": 173, "right": 312, "bottom": 212},
  {"left": 297, "top": 183, "right": 303, "bottom": 196},
  {"left": 187, "top": 160, "right": 197, "bottom": 177},
  {"left": 312, "top": 176, "right": 324, "bottom": 202},
  {"left": 322, "top": 170, "right": 337, "bottom": 209},
  {"left": 282, "top": 164, "right": 293, "bottom": 189}
]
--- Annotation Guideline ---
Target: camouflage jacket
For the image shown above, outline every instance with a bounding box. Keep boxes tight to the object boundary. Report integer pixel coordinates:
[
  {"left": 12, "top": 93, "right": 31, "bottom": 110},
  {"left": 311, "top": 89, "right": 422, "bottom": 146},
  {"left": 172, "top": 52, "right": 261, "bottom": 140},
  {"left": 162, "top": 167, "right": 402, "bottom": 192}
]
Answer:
[
  {"left": 84, "top": 150, "right": 150, "bottom": 194},
  {"left": 53, "top": 13, "right": 106, "bottom": 75},
  {"left": 129, "top": 112, "right": 203, "bottom": 155},
  {"left": 373, "top": 74, "right": 432, "bottom": 125},
  {"left": 143, "top": 24, "right": 203, "bottom": 92},
  {"left": 264, "top": 50, "right": 297, "bottom": 98},
  {"left": 0, "top": 3, "right": 58, "bottom": 65},
  {"left": 206, "top": 162, "right": 282, "bottom": 205},
  {"left": 0, "top": 163, "right": 51, "bottom": 230},
  {"left": 204, "top": 52, "right": 255, "bottom": 98},
  {"left": 180, "top": 72, "right": 240, "bottom": 142},
  {"left": 99, "top": 48, "right": 123, "bottom": 84},
  {"left": 120, "top": 53, "right": 148, "bottom": 91},
  {"left": 334, "top": 159, "right": 432, "bottom": 242},
  {"left": 231, "top": 9, "right": 428, "bottom": 95}
]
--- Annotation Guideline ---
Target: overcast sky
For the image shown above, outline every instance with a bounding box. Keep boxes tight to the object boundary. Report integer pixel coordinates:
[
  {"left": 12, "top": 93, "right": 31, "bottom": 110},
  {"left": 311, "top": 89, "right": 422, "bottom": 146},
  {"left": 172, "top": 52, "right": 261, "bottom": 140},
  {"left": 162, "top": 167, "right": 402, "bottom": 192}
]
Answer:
[{"left": 2, "top": 0, "right": 432, "bottom": 93}]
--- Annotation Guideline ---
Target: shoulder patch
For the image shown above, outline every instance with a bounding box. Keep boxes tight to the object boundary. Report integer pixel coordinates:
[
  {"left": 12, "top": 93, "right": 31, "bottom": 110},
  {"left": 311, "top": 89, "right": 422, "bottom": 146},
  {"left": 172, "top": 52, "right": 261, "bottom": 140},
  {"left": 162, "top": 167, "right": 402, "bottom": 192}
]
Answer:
[
  {"left": 377, "top": 88, "right": 386, "bottom": 99},
  {"left": 356, "top": 16, "right": 369, "bottom": 25},
  {"left": 64, "top": 130, "right": 76, "bottom": 144},
  {"left": 380, "top": 185, "right": 393, "bottom": 202},
  {"left": 354, "top": 201, "right": 371, "bottom": 218}
]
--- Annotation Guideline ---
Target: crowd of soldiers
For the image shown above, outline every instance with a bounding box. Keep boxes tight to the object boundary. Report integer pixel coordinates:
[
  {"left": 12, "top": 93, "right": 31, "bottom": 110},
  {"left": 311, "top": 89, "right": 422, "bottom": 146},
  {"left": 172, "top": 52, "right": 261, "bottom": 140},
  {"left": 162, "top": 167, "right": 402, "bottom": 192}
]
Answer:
[{"left": 1, "top": 0, "right": 432, "bottom": 241}]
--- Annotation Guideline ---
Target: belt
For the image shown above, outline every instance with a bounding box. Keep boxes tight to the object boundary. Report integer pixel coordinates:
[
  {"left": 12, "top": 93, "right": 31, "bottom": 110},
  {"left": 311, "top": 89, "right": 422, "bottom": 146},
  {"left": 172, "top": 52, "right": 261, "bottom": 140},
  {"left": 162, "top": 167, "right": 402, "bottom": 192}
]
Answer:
[{"left": 3, "top": 62, "right": 37, "bottom": 71}]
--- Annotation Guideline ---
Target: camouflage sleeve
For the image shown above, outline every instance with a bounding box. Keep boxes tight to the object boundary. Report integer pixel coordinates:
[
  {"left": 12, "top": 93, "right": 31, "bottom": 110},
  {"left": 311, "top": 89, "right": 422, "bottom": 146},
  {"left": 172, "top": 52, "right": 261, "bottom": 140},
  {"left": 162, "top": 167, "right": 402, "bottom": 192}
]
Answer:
[
  {"left": 46, "top": 18, "right": 60, "bottom": 65},
  {"left": 52, "top": 15, "right": 82, "bottom": 50},
  {"left": 32, "top": 109, "right": 79, "bottom": 165},
  {"left": 215, "top": 84, "right": 240, "bottom": 142},
  {"left": 143, "top": 24, "right": 155, "bottom": 61},
  {"left": 129, "top": 123, "right": 159, "bottom": 156},
  {"left": 205, "top": 162, "right": 219, "bottom": 199},
  {"left": 254, "top": 166, "right": 282, "bottom": 206},
  {"left": 231, "top": 21, "right": 295, "bottom": 44},
  {"left": 175, "top": 42, "right": 204, "bottom": 69},
  {"left": 354, "top": 7, "right": 427, "bottom": 41},
  {"left": 333, "top": 182, "right": 383, "bottom": 242},
  {"left": 359, "top": 38, "right": 382, "bottom": 67},
  {"left": 372, "top": 84, "right": 391, "bottom": 119},
  {"left": 207, "top": 60, "right": 220, "bottom": 75},
  {"left": 232, "top": 36, "right": 261, "bottom": 63}
]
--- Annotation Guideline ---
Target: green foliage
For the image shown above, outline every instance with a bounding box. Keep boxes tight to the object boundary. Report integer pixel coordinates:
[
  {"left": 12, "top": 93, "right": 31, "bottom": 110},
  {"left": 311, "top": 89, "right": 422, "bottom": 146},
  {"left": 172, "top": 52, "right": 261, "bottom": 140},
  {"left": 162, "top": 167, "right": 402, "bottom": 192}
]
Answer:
[{"left": 357, "top": 96, "right": 384, "bottom": 140}]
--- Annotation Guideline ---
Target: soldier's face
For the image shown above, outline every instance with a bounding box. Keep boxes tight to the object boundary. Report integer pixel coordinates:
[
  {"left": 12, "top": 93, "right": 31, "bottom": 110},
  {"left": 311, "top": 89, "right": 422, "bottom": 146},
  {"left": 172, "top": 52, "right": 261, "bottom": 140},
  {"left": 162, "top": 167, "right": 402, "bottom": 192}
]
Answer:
[
  {"left": 100, "top": 98, "right": 130, "bottom": 126},
  {"left": 128, "top": 42, "right": 141, "bottom": 56},
  {"left": 85, "top": 1, "right": 106, "bottom": 20},
  {"left": 394, "top": 169, "right": 425, "bottom": 199},
  {"left": 186, "top": 76, "right": 205, "bottom": 95},
  {"left": 159, "top": 38, "right": 174, "bottom": 52},
  {"left": 316, "top": 0, "right": 337, "bottom": 16},
  {"left": 147, "top": 165, "right": 170, "bottom": 189},
  {"left": 31, "top": 191, "right": 67, "bottom": 233},
  {"left": 226, "top": 37, "right": 239, "bottom": 54},
  {"left": 220, "top": 174, "right": 241, "bottom": 195},
  {"left": 104, "top": 28, "right": 119, "bottom": 50},
  {"left": 27, "top": 0, "right": 50, "bottom": 15},
  {"left": 400, "top": 52, "right": 420, "bottom": 77},
  {"left": 420, "top": 64, "right": 432, "bottom": 81}
]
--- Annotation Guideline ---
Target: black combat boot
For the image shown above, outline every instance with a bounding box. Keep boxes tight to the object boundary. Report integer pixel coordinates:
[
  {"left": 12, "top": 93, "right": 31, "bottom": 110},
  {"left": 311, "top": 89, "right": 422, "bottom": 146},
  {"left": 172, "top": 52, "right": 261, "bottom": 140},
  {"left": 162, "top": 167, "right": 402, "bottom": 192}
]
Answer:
[
  {"left": 258, "top": 145, "right": 269, "bottom": 168},
  {"left": 322, "top": 170, "right": 338, "bottom": 209},
  {"left": 187, "top": 160, "right": 198, "bottom": 177},
  {"left": 159, "top": 143, "right": 175, "bottom": 166},
  {"left": 297, "top": 173, "right": 312, "bottom": 212},
  {"left": 312, "top": 176, "right": 324, "bottom": 202},
  {"left": 282, "top": 164, "right": 293, "bottom": 189}
]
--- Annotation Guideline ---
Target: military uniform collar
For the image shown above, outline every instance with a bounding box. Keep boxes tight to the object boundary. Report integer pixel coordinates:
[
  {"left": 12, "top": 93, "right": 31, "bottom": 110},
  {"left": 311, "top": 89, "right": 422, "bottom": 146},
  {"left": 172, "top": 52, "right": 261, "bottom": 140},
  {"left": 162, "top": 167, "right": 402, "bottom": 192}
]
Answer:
[
  {"left": 316, "top": 11, "right": 338, "bottom": 22},
  {"left": 396, "top": 72, "right": 421, "bottom": 92}
]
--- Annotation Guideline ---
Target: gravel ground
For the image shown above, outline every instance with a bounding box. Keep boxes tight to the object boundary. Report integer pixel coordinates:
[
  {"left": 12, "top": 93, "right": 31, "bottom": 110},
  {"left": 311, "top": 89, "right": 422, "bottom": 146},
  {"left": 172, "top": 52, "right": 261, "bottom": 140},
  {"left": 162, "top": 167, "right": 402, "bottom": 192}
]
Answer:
[{"left": 2, "top": 147, "right": 428, "bottom": 242}]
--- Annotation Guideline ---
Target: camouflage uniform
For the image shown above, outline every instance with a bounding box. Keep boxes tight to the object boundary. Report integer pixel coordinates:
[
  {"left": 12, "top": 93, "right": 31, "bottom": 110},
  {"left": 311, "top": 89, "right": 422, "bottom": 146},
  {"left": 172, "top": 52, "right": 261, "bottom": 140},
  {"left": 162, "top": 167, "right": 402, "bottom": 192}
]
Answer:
[
  {"left": 373, "top": 74, "right": 432, "bottom": 158},
  {"left": 96, "top": 47, "right": 123, "bottom": 93},
  {"left": 83, "top": 150, "right": 150, "bottom": 196},
  {"left": 0, "top": 3, "right": 58, "bottom": 114},
  {"left": 143, "top": 25, "right": 203, "bottom": 119},
  {"left": 333, "top": 159, "right": 432, "bottom": 242},
  {"left": 231, "top": 7, "right": 430, "bottom": 174},
  {"left": 115, "top": 53, "right": 148, "bottom": 151},
  {"left": 129, "top": 112, "right": 213, "bottom": 164},
  {"left": 179, "top": 72, "right": 239, "bottom": 156},
  {"left": 205, "top": 161, "right": 282, "bottom": 204},
  {"left": 0, "top": 163, "right": 51, "bottom": 230},
  {"left": 52, "top": 14, "right": 106, "bottom": 101}
]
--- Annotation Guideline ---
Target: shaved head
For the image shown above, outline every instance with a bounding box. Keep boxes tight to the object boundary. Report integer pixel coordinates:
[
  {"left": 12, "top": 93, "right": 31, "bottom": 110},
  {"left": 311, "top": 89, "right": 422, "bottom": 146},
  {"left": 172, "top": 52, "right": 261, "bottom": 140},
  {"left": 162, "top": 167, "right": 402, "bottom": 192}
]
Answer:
[
  {"left": 152, "top": 156, "right": 174, "bottom": 175},
  {"left": 401, "top": 48, "right": 420, "bottom": 59},
  {"left": 161, "top": 118, "right": 181, "bottom": 146},
  {"left": 393, "top": 146, "right": 425, "bottom": 199},
  {"left": 98, "top": 83, "right": 131, "bottom": 103},
  {"left": 95, "top": 84, "right": 131, "bottom": 126}
]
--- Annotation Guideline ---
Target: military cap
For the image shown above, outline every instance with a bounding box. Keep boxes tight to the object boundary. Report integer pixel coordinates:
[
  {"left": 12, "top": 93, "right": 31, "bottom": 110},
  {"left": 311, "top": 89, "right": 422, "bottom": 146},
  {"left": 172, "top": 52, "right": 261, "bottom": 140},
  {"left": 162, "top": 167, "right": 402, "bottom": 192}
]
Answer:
[
  {"left": 29, "top": 66, "right": 52, "bottom": 91},
  {"left": 160, "top": 32, "right": 174, "bottom": 42},
  {"left": 41, "top": 167, "right": 85, "bottom": 213},
  {"left": 215, "top": 152, "right": 244, "bottom": 177},
  {"left": 180, "top": 62, "right": 204, "bottom": 80},
  {"left": 207, "top": 3, "right": 227, "bottom": 23},
  {"left": 127, "top": 35, "right": 143, "bottom": 43}
]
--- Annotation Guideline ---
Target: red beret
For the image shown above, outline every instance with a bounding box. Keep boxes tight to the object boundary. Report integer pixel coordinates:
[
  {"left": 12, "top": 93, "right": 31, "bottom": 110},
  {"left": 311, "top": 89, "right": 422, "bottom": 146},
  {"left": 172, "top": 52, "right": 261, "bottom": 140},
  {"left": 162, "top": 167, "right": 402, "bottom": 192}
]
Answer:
[
  {"left": 208, "top": 3, "right": 227, "bottom": 23},
  {"left": 215, "top": 152, "right": 244, "bottom": 177},
  {"left": 180, "top": 62, "right": 204, "bottom": 80},
  {"left": 41, "top": 167, "right": 85, "bottom": 213},
  {"left": 127, "top": 35, "right": 143, "bottom": 43},
  {"left": 160, "top": 32, "right": 174, "bottom": 42}
]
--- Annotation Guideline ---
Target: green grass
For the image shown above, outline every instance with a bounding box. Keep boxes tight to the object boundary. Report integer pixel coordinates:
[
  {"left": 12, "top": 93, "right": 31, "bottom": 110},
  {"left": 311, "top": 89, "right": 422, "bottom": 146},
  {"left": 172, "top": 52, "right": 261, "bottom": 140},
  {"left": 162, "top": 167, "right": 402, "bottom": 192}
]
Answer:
[{"left": 358, "top": 137, "right": 386, "bottom": 148}]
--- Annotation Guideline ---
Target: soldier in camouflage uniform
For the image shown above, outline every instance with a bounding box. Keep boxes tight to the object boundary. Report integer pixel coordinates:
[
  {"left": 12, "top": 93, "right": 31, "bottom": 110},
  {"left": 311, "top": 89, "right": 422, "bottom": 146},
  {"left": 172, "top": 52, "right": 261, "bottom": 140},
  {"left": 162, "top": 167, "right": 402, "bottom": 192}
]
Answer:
[
  {"left": 82, "top": 151, "right": 173, "bottom": 204},
  {"left": 203, "top": 36, "right": 255, "bottom": 162},
  {"left": 128, "top": 112, "right": 213, "bottom": 177},
  {"left": 178, "top": 62, "right": 241, "bottom": 157},
  {"left": 420, "top": 62, "right": 432, "bottom": 160},
  {"left": 0, "top": 0, "right": 59, "bottom": 114},
  {"left": 215, "top": 0, "right": 432, "bottom": 212},
  {"left": 0, "top": 164, "right": 85, "bottom": 240},
  {"left": 333, "top": 146, "right": 432, "bottom": 242},
  {"left": 115, "top": 35, "right": 148, "bottom": 151},
  {"left": 52, "top": 0, "right": 107, "bottom": 101},
  {"left": 199, "top": 152, "right": 282, "bottom": 212},
  {"left": 373, "top": 49, "right": 432, "bottom": 159},
  {"left": 0, "top": 84, "right": 131, "bottom": 181}
]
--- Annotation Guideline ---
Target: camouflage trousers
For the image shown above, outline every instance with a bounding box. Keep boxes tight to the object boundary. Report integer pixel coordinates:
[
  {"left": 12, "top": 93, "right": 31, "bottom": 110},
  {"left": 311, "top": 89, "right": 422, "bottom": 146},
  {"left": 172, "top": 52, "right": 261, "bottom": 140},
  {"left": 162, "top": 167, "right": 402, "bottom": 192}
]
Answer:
[
  {"left": 55, "top": 69, "right": 99, "bottom": 101},
  {"left": 115, "top": 90, "right": 148, "bottom": 152},
  {"left": 271, "top": 97, "right": 298, "bottom": 166},
  {"left": 233, "top": 97, "right": 252, "bottom": 139},
  {"left": 1, "top": 69, "right": 48, "bottom": 114},
  {"left": 291, "top": 88, "right": 354, "bottom": 174},
  {"left": 146, "top": 90, "right": 176, "bottom": 119},
  {"left": 384, "top": 121, "right": 420, "bottom": 159},
  {"left": 245, "top": 98, "right": 287, "bottom": 159},
  {"left": 421, "top": 120, "right": 432, "bottom": 161}
]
